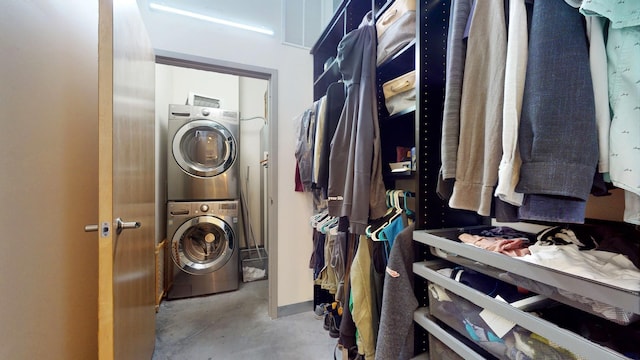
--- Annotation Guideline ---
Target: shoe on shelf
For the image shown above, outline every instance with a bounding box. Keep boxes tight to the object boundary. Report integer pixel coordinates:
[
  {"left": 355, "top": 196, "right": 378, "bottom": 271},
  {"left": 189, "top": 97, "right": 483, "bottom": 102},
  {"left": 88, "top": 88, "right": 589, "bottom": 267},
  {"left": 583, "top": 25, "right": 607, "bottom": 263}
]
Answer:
[
  {"left": 328, "top": 314, "right": 340, "bottom": 338},
  {"left": 326, "top": 302, "right": 342, "bottom": 338},
  {"left": 323, "top": 312, "right": 332, "bottom": 331},
  {"left": 314, "top": 303, "right": 331, "bottom": 319}
]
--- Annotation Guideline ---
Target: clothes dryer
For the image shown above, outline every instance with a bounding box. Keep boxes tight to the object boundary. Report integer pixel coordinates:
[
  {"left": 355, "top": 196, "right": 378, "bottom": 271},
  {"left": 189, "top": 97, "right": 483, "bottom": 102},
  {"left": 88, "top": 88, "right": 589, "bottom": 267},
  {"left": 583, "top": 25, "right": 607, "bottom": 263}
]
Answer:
[
  {"left": 166, "top": 200, "right": 239, "bottom": 299},
  {"left": 167, "top": 104, "right": 239, "bottom": 201}
]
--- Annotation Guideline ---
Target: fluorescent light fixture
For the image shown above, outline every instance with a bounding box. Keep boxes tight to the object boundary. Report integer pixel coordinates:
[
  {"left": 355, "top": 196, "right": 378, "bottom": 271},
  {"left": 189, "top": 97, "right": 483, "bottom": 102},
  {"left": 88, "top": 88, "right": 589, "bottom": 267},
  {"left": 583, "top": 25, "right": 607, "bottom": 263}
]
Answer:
[{"left": 149, "top": 3, "right": 274, "bottom": 36}]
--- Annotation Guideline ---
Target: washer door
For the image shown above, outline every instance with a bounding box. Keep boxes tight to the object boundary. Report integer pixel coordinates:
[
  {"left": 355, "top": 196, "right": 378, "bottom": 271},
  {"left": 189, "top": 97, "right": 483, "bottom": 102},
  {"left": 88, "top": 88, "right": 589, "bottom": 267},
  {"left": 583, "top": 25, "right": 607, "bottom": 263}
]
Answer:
[
  {"left": 172, "top": 119, "right": 237, "bottom": 177},
  {"left": 171, "top": 215, "right": 235, "bottom": 275}
]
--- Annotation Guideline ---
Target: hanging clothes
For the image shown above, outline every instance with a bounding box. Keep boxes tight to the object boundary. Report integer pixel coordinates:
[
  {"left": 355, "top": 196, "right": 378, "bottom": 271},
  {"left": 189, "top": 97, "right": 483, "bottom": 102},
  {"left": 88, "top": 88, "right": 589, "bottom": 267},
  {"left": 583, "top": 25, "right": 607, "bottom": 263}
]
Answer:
[
  {"left": 339, "top": 233, "right": 359, "bottom": 355},
  {"left": 350, "top": 235, "right": 375, "bottom": 359},
  {"left": 294, "top": 108, "right": 316, "bottom": 192},
  {"left": 494, "top": 0, "right": 528, "bottom": 207},
  {"left": 312, "top": 98, "right": 327, "bottom": 189},
  {"left": 440, "top": 0, "right": 473, "bottom": 182},
  {"left": 582, "top": 14, "right": 611, "bottom": 175},
  {"left": 317, "top": 82, "right": 345, "bottom": 198},
  {"left": 516, "top": 0, "right": 598, "bottom": 223},
  {"left": 315, "top": 226, "right": 339, "bottom": 295},
  {"left": 437, "top": 0, "right": 474, "bottom": 201},
  {"left": 375, "top": 224, "right": 416, "bottom": 360},
  {"left": 328, "top": 12, "right": 387, "bottom": 235},
  {"left": 448, "top": 0, "right": 507, "bottom": 216},
  {"left": 580, "top": 1, "right": 640, "bottom": 225}
]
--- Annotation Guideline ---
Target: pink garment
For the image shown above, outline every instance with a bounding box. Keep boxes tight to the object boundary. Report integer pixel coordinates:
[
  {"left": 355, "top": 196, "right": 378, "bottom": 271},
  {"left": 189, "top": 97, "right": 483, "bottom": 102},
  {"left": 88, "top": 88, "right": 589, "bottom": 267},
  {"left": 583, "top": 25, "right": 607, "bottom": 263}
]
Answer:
[{"left": 459, "top": 233, "right": 530, "bottom": 257}]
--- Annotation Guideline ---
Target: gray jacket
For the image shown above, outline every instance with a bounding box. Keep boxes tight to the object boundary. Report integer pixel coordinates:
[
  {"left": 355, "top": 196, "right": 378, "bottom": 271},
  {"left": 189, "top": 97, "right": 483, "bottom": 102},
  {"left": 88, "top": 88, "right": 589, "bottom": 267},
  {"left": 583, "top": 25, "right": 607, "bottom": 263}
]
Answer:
[{"left": 328, "top": 13, "right": 387, "bottom": 234}]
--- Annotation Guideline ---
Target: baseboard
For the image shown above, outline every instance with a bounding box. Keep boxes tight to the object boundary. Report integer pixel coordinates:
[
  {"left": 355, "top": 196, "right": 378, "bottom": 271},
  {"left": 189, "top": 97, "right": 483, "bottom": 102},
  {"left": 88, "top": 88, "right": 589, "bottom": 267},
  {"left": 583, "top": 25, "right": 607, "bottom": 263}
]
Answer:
[{"left": 277, "top": 300, "right": 313, "bottom": 317}]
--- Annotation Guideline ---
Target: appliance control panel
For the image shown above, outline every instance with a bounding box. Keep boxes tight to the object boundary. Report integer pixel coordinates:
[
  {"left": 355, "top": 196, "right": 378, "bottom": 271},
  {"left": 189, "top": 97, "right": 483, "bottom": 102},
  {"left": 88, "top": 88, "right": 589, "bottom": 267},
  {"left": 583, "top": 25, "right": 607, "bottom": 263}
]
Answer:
[
  {"left": 195, "top": 201, "right": 238, "bottom": 217},
  {"left": 167, "top": 201, "right": 238, "bottom": 217}
]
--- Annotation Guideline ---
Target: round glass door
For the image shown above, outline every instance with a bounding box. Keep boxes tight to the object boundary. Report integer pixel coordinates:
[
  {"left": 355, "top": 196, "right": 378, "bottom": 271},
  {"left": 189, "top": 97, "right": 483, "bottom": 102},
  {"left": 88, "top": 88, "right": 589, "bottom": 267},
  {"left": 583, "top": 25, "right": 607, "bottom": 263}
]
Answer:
[
  {"left": 172, "top": 119, "right": 237, "bottom": 177},
  {"left": 171, "top": 215, "right": 235, "bottom": 275}
]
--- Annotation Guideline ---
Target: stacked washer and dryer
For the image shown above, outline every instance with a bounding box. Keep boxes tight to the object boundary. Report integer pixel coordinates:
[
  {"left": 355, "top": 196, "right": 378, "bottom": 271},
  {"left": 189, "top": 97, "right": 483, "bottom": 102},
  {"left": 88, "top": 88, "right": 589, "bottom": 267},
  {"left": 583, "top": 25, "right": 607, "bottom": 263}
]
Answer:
[{"left": 166, "top": 104, "right": 241, "bottom": 299}]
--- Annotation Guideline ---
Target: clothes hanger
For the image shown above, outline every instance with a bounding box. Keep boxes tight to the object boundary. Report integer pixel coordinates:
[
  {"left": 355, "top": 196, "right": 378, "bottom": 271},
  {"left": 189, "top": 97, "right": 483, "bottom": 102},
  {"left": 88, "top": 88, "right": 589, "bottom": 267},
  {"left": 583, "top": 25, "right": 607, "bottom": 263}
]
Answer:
[
  {"left": 402, "top": 191, "right": 415, "bottom": 218},
  {"left": 320, "top": 216, "right": 339, "bottom": 234},
  {"left": 371, "top": 190, "right": 404, "bottom": 241},
  {"left": 369, "top": 190, "right": 406, "bottom": 259},
  {"left": 315, "top": 214, "right": 334, "bottom": 231},
  {"left": 365, "top": 190, "right": 396, "bottom": 239},
  {"left": 310, "top": 209, "right": 328, "bottom": 228},
  {"left": 376, "top": 190, "right": 412, "bottom": 258},
  {"left": 318, "top": 214, "right": 341, "bottom": 234}
]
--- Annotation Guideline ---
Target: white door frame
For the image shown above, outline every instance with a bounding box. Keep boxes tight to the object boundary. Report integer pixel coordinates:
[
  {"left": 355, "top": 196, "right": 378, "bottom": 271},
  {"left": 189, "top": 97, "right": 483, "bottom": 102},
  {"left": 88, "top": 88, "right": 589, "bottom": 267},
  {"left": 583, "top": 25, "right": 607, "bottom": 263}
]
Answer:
[{"left": 155, "top": 50, "right": 279, "bottom": 318}]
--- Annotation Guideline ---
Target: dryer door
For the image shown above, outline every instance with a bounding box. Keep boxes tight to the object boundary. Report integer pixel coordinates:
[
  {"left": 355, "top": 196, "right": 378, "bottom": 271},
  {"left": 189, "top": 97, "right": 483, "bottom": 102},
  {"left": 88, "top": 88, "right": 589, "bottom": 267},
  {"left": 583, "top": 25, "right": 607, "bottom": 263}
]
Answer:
[
  {"left": 172, "top": 119, "right": 237, "bottom": 177},
  {"left": 171, "top": 215, "right": 235, "bottom": 275}
]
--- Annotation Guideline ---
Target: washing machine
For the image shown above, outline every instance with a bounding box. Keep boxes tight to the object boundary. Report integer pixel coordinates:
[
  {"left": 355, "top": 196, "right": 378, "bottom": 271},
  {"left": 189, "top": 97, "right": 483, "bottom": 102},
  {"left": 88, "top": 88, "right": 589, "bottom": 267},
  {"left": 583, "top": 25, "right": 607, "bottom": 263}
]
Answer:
[
  {"left": 166, "top": 200, "right": 239, "bottom": 299},
  {"left": 168, "top": 104, "right": 239, "bottom": 201}
]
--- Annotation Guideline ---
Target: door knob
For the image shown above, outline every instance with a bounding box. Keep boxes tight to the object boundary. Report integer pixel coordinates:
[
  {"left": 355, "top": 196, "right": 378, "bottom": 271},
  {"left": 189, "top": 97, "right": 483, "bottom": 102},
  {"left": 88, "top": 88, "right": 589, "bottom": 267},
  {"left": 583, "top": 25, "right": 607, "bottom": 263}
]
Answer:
[
  {"left": 84, "top": 224, "right": 99, "bottom": 232},
  {"left": 116, "top": 218, "right": 141, "bottom": 234},
  {"left": 85, "top": 219, "right": 140, "bottom": 236},
  {"left": 85, "top": 221, "right": 111, "bottom": 237}
]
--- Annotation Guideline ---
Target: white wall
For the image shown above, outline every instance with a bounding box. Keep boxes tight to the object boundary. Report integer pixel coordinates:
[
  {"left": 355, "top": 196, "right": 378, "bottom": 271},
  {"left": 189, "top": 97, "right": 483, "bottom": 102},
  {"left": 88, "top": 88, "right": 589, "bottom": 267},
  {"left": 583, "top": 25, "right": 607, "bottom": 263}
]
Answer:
[
  {"left": 239, "top": 77, "right": 269, "bottom": 249},
  {"left": 139, "top": 1, "right": 316, "bottom": 307}
]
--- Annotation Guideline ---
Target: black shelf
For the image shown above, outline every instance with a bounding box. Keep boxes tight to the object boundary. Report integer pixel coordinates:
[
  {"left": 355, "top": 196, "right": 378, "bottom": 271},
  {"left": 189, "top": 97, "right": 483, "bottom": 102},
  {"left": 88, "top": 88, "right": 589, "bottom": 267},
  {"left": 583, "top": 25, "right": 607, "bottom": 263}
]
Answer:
[
  {"left": 310, "top": 0, "right": 372, "bottom": 100},
  {"left": 377, "top": 39, "right": 416, "bottom": 78},
  {"left": 379, "top": 106, "right": 415, "bottom": 124}
]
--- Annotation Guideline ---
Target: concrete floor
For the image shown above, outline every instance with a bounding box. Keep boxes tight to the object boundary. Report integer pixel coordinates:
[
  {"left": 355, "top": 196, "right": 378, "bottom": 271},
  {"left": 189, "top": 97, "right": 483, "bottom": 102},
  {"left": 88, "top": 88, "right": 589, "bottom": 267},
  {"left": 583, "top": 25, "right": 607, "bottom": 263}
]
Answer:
[{"left": 152, "top": 280, "right": 338, "bottom": 359}]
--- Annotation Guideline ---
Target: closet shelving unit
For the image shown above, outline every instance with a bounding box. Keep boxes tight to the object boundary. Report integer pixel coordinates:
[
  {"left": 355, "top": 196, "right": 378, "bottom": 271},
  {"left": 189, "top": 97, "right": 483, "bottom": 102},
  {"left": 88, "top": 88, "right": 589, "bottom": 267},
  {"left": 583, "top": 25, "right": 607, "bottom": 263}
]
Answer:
[
  {"left": 410, "top": 1, "right": 639, "bottom": 359},
  {"left": 311, "top": 0, "right": 427, "bottom": 191},
  {"left": 377, "top": 37, "right": 416, "bottom": 190},
  {"left": 311, "top": 0, "right": 376, "bottom": 101},
  {"left": 412, "top": 0, "right": 484, "bottom": 230},
  {"left": 313, "top": 0, "right": 639, "bottom": 358},
  {"left": 310, "top": 0, "right": 386, "bottom": 308},
  {"left": 411, "top": 1, "right": 489, "bottom": 356},
  {"left": 413, "top": 229, "right": 638, "bottom": 359}
]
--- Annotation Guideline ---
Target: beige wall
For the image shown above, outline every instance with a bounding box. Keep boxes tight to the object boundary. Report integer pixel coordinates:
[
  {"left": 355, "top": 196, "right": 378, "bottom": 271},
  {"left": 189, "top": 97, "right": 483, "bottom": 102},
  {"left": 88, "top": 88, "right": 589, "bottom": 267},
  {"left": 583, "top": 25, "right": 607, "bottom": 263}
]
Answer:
[{"left": 0, "top": 1, "right": 99, "bottom": 359}]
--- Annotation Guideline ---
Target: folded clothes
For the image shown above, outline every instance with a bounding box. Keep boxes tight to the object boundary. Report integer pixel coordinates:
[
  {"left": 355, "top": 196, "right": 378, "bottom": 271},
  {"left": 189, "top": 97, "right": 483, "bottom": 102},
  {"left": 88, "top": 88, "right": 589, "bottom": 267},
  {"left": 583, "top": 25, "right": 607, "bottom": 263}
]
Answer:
[
  {"left": 536, "top": 226, "right": 598, "bottom": 250},
  {"left": 459, "top": 233, "right": 531, "bottom": 257},
  {"left": 535, "top": 223, "right": 640, "bottom": 269},
  {"left": 520, "top": 243, "right": 640, "bottom": 291},
  {"left": 479, "top": 226, "right": 535, "bottom": 240},
  {"left": 513, "top": 330, "right": 578, "bottom": 360},
  {"left": 445, "top": 266, "right": 532, "bottom": 303}
]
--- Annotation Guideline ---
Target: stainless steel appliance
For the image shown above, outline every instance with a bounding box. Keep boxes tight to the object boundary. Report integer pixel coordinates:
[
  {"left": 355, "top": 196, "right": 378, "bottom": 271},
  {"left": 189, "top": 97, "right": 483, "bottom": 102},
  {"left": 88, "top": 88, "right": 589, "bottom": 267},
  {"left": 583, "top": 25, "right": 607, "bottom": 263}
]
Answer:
[
  {"left": 167, "top": 104, "right": 239, "bottom": 201},
  {"left": 166, "top": 200, "right": 239, "bottom": 299}
]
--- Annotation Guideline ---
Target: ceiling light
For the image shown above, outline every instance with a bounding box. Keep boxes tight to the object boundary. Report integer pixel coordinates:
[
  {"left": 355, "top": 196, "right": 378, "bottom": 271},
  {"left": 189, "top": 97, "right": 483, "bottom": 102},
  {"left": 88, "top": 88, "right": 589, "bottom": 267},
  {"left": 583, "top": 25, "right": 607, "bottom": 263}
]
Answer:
[{"left": 149, "top": 3, "right": 274, "bottom": 36}]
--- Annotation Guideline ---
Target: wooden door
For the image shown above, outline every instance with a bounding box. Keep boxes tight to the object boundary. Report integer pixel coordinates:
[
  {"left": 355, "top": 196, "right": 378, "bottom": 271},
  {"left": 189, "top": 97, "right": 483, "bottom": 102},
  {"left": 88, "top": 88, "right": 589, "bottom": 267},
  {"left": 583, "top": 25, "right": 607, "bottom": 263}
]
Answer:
[{"left": 98, "top": 0, "right": 156, "bottom": 359}]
